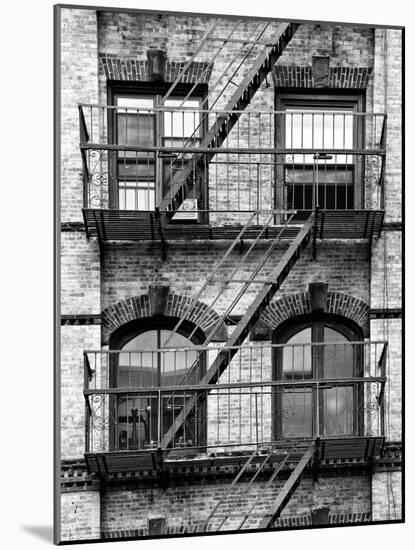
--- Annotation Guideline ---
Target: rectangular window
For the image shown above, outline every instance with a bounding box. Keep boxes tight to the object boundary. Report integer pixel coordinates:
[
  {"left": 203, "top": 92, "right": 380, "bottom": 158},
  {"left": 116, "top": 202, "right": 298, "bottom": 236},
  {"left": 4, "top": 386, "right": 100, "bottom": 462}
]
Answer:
[
  {"left": 275, "top": 93, "right": 364, "bottom": 218},
  {"left": 109, "top": 84, "right": 206, "bottom": 216}
]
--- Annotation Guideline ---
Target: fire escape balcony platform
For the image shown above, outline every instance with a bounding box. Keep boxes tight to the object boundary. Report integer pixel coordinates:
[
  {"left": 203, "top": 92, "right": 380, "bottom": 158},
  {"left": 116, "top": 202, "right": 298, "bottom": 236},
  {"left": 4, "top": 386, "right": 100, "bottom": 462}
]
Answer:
[
  {"left": 84, "top": 436, "right": 385, "bottom": 477},
  {"left": 82, "top": 209, "right": 384, "bottom": 243}
]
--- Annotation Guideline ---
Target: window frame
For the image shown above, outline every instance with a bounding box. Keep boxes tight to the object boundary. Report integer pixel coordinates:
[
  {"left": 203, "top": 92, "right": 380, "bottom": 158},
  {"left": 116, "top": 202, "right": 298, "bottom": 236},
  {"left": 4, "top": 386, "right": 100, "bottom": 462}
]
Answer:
[
  {"left": 108, "top": 315, "right": 207, "bottom": 451},
  {"left": 272, "top": 313, "right": 364, "bottom": 440},
  {"left": 107, "top": 81, "right": 208, "bottom": 216},
  {"left": 274, "top": 91, "right": 365, "bottom": 216}
]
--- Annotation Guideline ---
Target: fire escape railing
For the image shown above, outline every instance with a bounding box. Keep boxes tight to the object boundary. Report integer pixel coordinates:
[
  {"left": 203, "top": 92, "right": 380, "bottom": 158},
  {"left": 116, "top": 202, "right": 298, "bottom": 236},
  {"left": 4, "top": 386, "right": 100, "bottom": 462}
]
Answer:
[
  {"left": 83, "top": 340, "right": 387, "bottom": 454},
  {"left": 79, "top": 105, "right": 386, "bottom": 221}
]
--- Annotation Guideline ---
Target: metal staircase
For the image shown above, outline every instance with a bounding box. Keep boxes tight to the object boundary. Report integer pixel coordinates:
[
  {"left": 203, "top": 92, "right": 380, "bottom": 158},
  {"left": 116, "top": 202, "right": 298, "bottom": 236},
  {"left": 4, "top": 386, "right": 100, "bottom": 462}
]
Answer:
[
  {"left": 160, "top": 213, "right": 314, "bottom": 448},
  {"left": 159, "top": 22, "right": 299, "bottom": 221},
  {"left": 203, "top": 441, "right": 316, "bottom": 532}
]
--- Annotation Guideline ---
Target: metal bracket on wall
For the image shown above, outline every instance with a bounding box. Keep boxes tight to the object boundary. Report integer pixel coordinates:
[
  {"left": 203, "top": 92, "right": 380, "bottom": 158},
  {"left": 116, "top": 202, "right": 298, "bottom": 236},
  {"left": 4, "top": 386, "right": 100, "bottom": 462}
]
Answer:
[
  {"left": 312, "top": 207, "right": 320, "bottom": 261},
  {"left": 92, "top": 210, "right": 105, "bottom": 255},
  {"left": 312, "top": 437, "right": 321, "bottom": 482}
]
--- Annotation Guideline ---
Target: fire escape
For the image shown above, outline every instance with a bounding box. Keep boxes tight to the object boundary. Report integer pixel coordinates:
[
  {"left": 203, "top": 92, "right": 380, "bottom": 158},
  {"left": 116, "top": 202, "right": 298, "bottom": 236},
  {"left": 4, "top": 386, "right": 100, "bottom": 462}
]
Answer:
[{"left": 78, "top": 20, "right": 388, "bottom": 530}]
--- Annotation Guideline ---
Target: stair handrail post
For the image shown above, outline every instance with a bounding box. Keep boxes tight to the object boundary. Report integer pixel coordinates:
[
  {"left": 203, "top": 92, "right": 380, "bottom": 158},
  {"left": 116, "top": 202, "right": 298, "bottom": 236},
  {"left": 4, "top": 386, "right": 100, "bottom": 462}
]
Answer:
[
  {"left": 157, "top": 388, "right": 162, "bottom": 450},
  {"left": 255, "top": 392, "right": 259, "bottom": 447},
  {"left": 315, "top": 381, "right": 320, "bottom": 438}
]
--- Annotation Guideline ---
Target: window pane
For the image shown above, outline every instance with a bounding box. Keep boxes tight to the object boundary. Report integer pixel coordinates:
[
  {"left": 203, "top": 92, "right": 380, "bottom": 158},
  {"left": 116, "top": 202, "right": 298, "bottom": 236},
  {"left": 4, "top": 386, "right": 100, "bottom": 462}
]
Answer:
[
  {"left": 117, "top": 113, "right": 155, "bottom": 146},
  {"left": 118, "top": 183, "right": 155, "bottom": 210},
  {"left": 323, "top": 386, "right": 354, "bottom": 435},
  {"left": 159, "top": 330, "right": 199, "bottom": 385},
  {"left": 117, "top": 158, "right": 155, "bottom": 178},
  {"left": 119, "top": 330, "right": 158, "bottom": 386},
  {"left": 117, "top": 327, "right": 203, "bottom": 449},
  {"left": 116, "top": 97, "right": 154, "bottom": 109},
  {"left": 283, "top": 328, "right": 312, "bottom": 379},
  {"left": 285, "top": 167, "right": 354, "bottom": 185},
  {"left": 286, "top": 108, "right": 354, "bottom": 164},
  {"left": 285, "top": 176, "right": 354, "bottom": 211},
  {"left": 280, "top": 389, "right": 313, "bottom": 438},
  {"left": 286, "top": 108, "right": 354, "bottom": 149},
  {"left": 164, "top": 99, "right": 201, "bottom": 139},
  {"left": 116, "top": 394, "right": 155, "bottom": 450},
  {"left": 119, "top": 329, "right": 200, "bottom": 386},
  {"left": 323, "top": 327, "right": 354, "bottom": 378}
]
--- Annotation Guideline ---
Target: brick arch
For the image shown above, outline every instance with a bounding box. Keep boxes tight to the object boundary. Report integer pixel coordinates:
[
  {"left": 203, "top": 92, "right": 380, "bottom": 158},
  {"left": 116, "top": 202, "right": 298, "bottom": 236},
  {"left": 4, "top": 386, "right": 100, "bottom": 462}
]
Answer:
[
  {"left": 261, "top": 291, "right": 369, "bottom": 335},
  {"left": 101, "top": 291, "right": 226, "bottom": 345},
  {"left": 99, "top": 54, "right": 212, "bottom": 83}
]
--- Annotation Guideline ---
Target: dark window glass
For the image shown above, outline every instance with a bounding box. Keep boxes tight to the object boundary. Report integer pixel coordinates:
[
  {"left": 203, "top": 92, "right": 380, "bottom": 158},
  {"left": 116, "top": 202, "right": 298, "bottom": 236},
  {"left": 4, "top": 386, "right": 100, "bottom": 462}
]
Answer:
[
  {"left": 112, "top": 94, "right": 203, "bottom": 212},
  {"left": 112, "top": 324, "right": 205, "bottom": 451},
  {"left": 274, "top": 319, "right": 361, "bottom": 439},
  {"left": 276, "top": 95, "right": 363, "bottom": 216}
]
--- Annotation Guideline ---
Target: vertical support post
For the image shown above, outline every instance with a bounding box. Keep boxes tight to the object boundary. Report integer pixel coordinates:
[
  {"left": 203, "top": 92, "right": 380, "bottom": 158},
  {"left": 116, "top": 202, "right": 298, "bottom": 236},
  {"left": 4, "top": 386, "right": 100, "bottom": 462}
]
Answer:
[
  {"left": 155, "top": 207, "right": 168, "bottom": 261},
  {"left": 315, "top": 382, "right": 320, "bottom": 438},
  {"left": 313, "top": 155, "right": 319, "bottom": 210},
  {"left": 312, "top": 206, "right": 319, "bottom": 261},
  {"left": 155, "top": 108, "right": 162, "bottom": 209},
  {"left": 84, "top": 353, "right": 91, "bottom": 453},
  {"left": 255, "top": 392, "right": 259, "bottom": 447},
  {"left": 157, "top": 389, "right": 162, "bottom": 450},
  {"left": 256, "top": 162, "right": 260, "bottom": 225}
]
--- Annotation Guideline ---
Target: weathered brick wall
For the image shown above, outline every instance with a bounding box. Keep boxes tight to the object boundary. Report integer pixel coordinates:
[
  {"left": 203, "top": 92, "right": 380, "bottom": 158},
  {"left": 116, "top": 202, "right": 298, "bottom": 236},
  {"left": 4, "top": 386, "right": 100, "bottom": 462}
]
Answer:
[
  {"left": 100, "top": 240, "right": 369, "bottom": 314},
  {"left": 372, "top": 471, "right": 402, "bottom": 520},
  {"left": 369, "top": 31, "right": 402, "bottom": 445},
  {"left": 277, "top": 25, "right": 374, "bottom": 68},
  {"left": 60, "top": 8, "right": 99, "bottom": 222},
  {"left": 100, "top": 474, "right": 371, "bottom": 533},
  {"left": 370, "top": 319, "right": 402, "bottom": 441},
  {"left": 61, "top": 325, "right": 101, "bottom": 459},
  {"left": 61, "top": 232, "right": 101, "bottom": 314},
  {"left": 60, "top": 5, "right": 102, "bottom": 465},
  {"left": 373, "top": 29, "right": 402, "bottom": 222},
  {"left": 61, "top": 491, "right": 100, "bottom": 542},
  {"left": 371, "top": 232, "right": 402, "bottom": 310}
]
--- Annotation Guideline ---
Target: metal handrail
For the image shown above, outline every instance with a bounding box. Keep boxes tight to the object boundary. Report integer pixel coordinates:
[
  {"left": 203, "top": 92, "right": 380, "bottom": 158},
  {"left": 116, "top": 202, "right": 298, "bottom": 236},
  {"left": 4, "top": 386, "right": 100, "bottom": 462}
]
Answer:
[
  {"left": 78, "top": 103, "right": 387, "bottom": 117},
  {"left": 84, "top": 376, "right": 387, "bottom": 395},
  {"left": 83, "top": 339, "right": 388, "bottom": 355}
]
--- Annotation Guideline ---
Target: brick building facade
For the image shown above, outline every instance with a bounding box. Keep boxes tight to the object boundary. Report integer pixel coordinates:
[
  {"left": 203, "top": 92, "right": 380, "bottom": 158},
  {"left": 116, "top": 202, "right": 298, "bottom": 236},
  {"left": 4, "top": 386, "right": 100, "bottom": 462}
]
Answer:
[{"left": 56, "top": 6, "right": 403, "bottom": 543}]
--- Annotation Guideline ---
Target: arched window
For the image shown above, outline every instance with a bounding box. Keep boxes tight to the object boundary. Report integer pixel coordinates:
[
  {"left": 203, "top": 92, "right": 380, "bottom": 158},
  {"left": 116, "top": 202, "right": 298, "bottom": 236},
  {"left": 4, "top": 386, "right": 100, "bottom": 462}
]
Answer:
[
  {"left": 273, "top": 315, "right": 363, "bottom": 440},
  {"left": 109, "top": 316, "right": 206, "bottom": 451}
]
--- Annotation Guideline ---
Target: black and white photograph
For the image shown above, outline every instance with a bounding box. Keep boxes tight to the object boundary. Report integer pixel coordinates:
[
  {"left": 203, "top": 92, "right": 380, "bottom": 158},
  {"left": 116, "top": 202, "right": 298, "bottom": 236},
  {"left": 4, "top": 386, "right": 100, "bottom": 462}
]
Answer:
[{"left": 54, "top": 3, "right": 403, "bottom": 544}]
